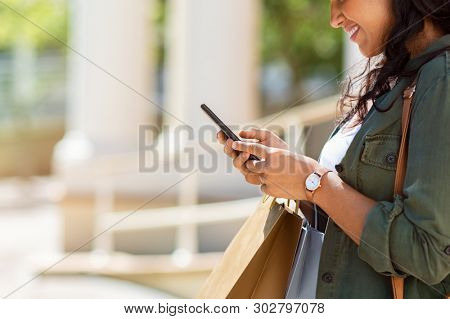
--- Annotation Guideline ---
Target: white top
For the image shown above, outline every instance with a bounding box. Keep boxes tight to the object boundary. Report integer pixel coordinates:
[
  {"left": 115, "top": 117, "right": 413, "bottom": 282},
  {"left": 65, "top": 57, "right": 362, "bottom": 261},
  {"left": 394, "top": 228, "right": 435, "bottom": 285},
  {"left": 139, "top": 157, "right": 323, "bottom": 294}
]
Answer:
[{"left": 318, "top": 116, "right": 362, "bottom": 174}]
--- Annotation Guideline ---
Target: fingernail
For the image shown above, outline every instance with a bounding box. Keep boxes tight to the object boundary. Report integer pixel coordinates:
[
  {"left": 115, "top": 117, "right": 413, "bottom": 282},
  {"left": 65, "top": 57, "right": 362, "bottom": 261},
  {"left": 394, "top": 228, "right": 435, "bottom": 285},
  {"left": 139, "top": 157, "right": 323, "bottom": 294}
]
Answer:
[{"left": 232, "top": 142, "right": 237, "bottom": 149}]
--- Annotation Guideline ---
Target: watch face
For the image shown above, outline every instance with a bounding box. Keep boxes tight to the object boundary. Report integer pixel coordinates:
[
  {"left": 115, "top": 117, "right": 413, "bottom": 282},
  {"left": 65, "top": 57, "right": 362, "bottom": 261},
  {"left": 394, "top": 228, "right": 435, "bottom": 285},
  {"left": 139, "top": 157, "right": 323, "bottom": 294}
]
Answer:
[{"left": 306, "top": 173, "right": 321, "bottom": 191}]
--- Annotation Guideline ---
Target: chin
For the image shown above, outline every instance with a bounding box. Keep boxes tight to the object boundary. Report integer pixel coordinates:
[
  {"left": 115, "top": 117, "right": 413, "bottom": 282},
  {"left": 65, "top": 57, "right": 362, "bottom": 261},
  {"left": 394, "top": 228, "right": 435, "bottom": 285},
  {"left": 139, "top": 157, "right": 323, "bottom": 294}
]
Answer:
[{"left": 358, "top": 44, "right": 383, "bottom": 58}]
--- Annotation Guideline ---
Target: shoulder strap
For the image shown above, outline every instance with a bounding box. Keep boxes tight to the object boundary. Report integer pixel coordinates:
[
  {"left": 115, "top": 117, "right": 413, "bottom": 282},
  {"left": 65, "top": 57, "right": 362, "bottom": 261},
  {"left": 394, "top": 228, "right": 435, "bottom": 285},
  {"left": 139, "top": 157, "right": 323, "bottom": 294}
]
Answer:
[
  {"left": 391, "top": 75, "right": 450, "bottom": 299},
  {"left": 393, "top": 77, "right": 418, "bottom": 196},
  {"left": 391, "top": 75, "right": 418, "bottom": 299}
]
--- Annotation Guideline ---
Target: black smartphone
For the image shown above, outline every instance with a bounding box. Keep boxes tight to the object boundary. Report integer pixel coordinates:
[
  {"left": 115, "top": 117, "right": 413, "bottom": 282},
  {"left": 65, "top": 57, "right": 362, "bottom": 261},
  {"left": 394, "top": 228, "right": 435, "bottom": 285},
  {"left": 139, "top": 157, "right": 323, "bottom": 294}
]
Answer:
[{"left": 201, "top": 104, "right": 260, "bottom": 161}]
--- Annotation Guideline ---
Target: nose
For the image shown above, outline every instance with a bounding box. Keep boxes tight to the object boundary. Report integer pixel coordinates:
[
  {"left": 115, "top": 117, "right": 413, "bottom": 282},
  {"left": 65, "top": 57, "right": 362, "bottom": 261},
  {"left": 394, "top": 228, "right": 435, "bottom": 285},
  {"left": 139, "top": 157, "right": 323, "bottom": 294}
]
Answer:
[{"left": 330, "top": 0, "right": 345, "bottom": 29}]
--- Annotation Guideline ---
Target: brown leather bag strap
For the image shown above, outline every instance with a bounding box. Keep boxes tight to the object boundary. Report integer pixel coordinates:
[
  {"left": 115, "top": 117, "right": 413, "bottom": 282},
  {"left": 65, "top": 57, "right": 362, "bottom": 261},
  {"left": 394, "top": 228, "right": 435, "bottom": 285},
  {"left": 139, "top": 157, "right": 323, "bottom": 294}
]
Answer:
[
  {"left": 390, "top": 76, "right": 419, "bottom": 299},
  {"left": 391, "top": 277, "right": 405, "bottom": 299},
  {"left": 394, "top": 78, "right": 418, "bottom": 196},
  {"left": 391, "top": 77, "right": 450, "bottom": 299}
]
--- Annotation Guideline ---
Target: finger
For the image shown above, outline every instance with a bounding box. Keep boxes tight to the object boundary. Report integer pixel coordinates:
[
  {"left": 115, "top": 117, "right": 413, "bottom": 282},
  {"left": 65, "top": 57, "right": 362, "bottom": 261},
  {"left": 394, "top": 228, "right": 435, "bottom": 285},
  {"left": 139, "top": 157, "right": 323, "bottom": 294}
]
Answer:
[
  {"left": 231, "top": 141, "right": 269, "bottom": 158},
  {"left": 260, "top": 183, "right": 268, "bottom": 195},
  {"left": 217, "top": 130, "right": 227, "bottom": 145},
  {"left": 260, "top": 183, "right": 284, "bottom": 198},
  {"left": 239, "top": 128, "right": 271, "bottom": 140},
  {"left": 244, "top": 172, "right": 262, "bottom": 185},
  {"left": 233, "top": 152, "right": 250, "bottom": 170},
  {"left": 245, "top": 159, "right": 267, "bottom": 174},
  {"left": 258, "top": 173, "right": 266, "bottom": 184},
  {"left": 224, "top": 139, "right": 238, "bottom": 159}
]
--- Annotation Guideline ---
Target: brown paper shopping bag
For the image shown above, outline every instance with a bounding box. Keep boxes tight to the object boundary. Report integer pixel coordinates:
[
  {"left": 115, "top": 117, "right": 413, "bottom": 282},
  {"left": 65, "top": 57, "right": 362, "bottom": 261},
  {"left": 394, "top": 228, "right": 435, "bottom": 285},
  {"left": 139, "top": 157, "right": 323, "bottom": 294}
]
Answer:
[{"left": 196, "top": 195, "right": 304, "bottom": 299}]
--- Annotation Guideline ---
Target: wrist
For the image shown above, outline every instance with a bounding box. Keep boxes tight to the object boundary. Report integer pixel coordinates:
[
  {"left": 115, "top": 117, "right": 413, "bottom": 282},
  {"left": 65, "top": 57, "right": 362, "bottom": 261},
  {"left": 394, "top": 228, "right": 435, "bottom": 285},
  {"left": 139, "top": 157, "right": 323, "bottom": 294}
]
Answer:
[{"left": 304, "top": 165, "right": 333, "bottom": 203}]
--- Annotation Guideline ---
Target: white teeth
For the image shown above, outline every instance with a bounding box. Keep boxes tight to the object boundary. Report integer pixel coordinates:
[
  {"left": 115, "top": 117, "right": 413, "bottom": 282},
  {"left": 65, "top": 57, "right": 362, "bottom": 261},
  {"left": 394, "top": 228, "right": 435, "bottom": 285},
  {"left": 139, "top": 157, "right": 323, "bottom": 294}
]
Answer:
[{"left": 348, "top": 26, "right": 359, "bottom": 38}]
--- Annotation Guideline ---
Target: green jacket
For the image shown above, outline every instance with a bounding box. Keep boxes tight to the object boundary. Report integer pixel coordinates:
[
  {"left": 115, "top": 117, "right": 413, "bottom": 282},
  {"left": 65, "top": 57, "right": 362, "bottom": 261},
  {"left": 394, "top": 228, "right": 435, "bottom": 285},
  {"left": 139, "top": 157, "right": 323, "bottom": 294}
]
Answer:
[{"left": 315, "top": 34, "right": 450, "bottom": 298}]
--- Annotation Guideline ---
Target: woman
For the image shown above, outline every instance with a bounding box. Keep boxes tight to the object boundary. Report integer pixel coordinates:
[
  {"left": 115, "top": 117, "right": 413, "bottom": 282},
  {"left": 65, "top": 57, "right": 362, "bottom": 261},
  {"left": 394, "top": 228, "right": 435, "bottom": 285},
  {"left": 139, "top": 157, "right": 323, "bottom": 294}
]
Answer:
[{"left": 217, "top": 0, "right": 450, "bottom": 298}]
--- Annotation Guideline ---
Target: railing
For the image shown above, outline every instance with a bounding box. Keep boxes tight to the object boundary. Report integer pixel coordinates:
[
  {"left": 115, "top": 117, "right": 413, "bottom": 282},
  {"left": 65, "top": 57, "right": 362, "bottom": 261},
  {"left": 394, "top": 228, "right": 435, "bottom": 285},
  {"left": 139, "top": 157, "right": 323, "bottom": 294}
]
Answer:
[
  {"left": 92, "top": 95, "right": 339, "bottom": 256},
  {"left": 45, "top": 93, "right": 340, "bottom": 298}
]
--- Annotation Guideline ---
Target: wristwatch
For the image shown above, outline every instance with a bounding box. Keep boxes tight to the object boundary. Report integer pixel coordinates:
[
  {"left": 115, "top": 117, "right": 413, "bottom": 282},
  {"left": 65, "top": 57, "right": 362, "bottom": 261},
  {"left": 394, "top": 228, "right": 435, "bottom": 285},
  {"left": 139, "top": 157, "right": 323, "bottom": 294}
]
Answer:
[{"left": 305, "top": 168, "right": 333, "bottom": 202}]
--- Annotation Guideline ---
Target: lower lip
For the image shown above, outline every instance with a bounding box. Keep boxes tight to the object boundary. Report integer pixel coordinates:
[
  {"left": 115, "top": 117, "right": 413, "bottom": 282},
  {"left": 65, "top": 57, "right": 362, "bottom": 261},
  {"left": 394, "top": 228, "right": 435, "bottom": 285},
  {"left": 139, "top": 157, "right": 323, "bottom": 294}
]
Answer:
[{"left": 350, "top": 27, "right": 360, "bottom": 41}]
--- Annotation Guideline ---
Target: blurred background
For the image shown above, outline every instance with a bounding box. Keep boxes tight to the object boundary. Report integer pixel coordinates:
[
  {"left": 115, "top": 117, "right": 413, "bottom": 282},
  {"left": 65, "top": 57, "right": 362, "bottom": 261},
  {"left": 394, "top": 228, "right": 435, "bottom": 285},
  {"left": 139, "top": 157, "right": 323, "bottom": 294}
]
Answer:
[{"left": 0, "top": 0, "right": 363, "bottom": 298}]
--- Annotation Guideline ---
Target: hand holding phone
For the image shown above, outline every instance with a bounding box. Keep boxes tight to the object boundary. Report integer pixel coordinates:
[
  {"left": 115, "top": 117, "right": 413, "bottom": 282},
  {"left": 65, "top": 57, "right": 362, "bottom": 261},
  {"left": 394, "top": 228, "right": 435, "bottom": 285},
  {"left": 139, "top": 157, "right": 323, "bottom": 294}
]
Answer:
[{"left": 201, "top": 104, "right": 260, "bottom": 161}]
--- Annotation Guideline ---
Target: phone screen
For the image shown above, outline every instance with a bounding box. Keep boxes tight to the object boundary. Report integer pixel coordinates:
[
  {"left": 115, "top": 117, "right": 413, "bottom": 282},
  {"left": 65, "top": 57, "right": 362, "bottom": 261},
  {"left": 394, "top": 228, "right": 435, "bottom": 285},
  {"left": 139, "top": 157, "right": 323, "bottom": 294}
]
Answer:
[{"left": 201, "top": 104, "right": 260, "bottom": 161}]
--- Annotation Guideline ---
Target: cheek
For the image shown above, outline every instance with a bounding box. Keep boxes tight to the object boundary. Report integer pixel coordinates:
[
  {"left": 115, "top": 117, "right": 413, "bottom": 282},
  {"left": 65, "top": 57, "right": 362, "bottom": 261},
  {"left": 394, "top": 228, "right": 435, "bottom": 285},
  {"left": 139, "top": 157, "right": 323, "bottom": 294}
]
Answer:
[
  {"left": 364, "top": 1, "right": 394, "bottom": 53},
  {"left": 354, "top": 9, "right": 393, "bottom": 56},
  {"left": 368, "top": 16, "right": 394, "bottom": 54},
  {"left": 341, "top": 0, "right": 395, "bottom": 57}
]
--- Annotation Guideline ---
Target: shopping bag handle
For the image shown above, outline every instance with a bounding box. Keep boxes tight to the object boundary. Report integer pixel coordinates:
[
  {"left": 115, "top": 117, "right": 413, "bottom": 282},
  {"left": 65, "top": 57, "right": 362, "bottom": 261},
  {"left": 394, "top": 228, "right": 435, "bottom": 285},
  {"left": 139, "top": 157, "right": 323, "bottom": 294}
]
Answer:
[{"left": 262, "top": 195, "right": 302, "bottom": 216}]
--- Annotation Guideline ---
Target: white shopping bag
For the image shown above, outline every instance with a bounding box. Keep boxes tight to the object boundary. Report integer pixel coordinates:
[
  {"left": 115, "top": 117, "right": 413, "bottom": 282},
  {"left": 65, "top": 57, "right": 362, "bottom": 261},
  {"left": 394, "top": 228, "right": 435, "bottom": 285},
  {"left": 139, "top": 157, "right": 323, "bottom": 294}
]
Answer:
[{"left": 285, "top": 219, "right": 324, "bottom": 299}]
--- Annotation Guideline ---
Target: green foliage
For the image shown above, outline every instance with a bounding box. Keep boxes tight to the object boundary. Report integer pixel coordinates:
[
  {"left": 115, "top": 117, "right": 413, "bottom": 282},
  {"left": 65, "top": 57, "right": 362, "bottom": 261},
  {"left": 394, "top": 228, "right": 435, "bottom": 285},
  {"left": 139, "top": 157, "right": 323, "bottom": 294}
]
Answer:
[
  {"left": 262, "top": 0, "right": 343, "bottom": 82},
  {"left": 0, "top": 0, "right": 67, "bottom": 51},
  {"left": 154, "top": 0, "right": 166, "bottom": 67}
]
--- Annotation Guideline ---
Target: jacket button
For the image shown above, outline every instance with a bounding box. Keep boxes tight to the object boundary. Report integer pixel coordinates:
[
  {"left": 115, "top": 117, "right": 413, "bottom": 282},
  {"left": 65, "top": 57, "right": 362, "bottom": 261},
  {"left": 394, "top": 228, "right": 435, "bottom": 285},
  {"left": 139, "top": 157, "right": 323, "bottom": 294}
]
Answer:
[
  {"left": 321, "top": 272, "right": 334, "bottom": 284},
  {"left": 386, "top": 152, "right": 397, "bottom": 164},
  {"left": 445, "top": 246, "right": 450, "bottom": 256},
  {"left": 335, "top": 164, "right": 344, "bottom": 173}
]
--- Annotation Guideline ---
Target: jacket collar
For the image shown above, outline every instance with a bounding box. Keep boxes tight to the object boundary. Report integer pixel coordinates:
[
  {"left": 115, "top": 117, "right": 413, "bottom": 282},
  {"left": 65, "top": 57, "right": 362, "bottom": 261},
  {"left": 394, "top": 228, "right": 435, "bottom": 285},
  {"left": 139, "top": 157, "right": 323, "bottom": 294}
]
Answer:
[
  {"left": 331, "top": 35, "right": 450, "bottom": 140},
  {"left": 373, "top": 34, "right": 450, "bottom": 113},
  {"left": 403, "top": 34, "right": 450, "bottom": 74}
]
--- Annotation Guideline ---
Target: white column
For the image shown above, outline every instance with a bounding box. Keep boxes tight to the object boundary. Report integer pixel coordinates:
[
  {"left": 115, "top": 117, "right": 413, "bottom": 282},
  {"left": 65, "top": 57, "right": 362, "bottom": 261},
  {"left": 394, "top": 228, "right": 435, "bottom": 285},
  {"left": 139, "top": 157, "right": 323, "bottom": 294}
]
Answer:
[
  {"left": 164, "top": 0, "right": 260, "bottom": 130},
  {"left": 164, "top": 0, "right": 261, "bottom": 254},
  {"left": 54, "top": 0, "right": 156, "bottom": 168},
  {"left": 164, "top": 0, "right": 261, "bottom": 202},
  {"left": 53, "top": 0, "right": 157, "bottom": 252}
]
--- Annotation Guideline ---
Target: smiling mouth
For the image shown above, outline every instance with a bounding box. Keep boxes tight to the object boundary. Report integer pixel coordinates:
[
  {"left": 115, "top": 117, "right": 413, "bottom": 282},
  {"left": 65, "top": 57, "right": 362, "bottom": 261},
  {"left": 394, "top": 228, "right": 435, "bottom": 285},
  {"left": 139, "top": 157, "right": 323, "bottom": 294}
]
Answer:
[{"left": 347, "top": 25, "right": 360, "bottom": 41}]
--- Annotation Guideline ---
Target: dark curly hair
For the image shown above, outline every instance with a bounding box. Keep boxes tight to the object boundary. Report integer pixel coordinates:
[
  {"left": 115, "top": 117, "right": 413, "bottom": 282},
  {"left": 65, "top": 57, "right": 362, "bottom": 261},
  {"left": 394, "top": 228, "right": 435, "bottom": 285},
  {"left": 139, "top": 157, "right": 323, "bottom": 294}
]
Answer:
[{"left": 337, "top": 0, "right": 450, "bottom": 127}]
